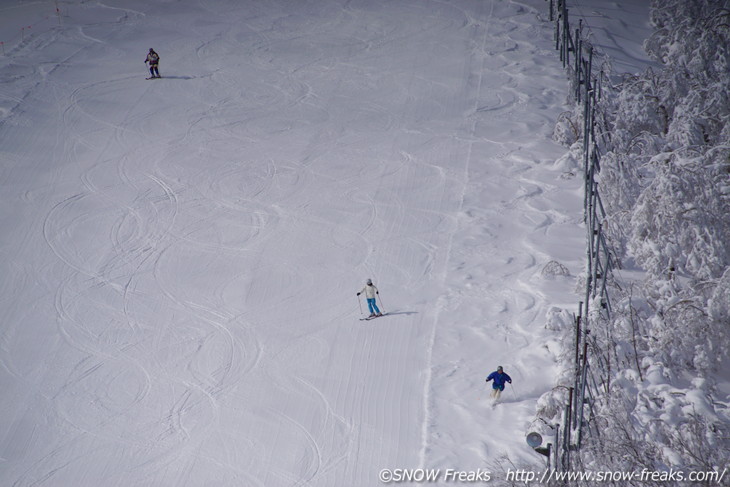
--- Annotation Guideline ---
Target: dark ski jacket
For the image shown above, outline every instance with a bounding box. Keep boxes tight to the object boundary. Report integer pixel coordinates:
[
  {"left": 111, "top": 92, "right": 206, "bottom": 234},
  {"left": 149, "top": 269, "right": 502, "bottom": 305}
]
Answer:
[
  {"left": 145, "top": 51, "right": 160, "bottom": 66},
  {"left": 486, "top": 371, "right": 512, "bottom": 390}
]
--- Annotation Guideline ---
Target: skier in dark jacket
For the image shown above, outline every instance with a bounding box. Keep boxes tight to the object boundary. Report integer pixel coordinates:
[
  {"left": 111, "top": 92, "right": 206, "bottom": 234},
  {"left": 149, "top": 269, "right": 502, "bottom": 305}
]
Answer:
[
  {"left": 486, "top": 366, "right": 512, "bottom": 401},
  {"left": 145, "top": 48, "right": 160, "bottom": 78}
]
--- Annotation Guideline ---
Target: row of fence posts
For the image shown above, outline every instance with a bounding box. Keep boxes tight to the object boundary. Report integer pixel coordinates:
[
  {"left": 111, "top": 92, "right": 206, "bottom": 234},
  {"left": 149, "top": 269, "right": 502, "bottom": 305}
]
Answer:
[
  {"left": 537, "top": 0, "right": 619, "bottom": 476},
  {"left": 1, "top": 1, "right": 63, "bottom": 56}
]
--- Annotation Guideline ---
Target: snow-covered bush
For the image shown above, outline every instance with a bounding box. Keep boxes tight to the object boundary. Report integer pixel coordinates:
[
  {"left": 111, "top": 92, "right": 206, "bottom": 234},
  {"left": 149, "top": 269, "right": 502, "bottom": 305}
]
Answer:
[
  {"left": 553, "top": 110, "right": 581, "bottom": 146},
  {"left": 630, "top": 150, "right": 730, "bottom": 281}
]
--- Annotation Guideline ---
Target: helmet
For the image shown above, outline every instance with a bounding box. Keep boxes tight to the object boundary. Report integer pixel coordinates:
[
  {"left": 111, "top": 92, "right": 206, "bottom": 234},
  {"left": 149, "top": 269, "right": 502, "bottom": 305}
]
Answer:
[
  {"left": 366, "top": 279, "right": 372, "bottom": 285},
  {"left": 497, "top": 366, "right": 503, "bottom": 372},
  {"left": 149, "top": 48, "right": 155, "bottom": 52}
]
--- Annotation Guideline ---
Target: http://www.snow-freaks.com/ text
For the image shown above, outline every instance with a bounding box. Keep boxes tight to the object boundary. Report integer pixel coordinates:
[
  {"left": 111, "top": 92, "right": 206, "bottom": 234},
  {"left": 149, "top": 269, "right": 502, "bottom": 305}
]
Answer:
[{"left": 378, "top": 466, "right": 727, "bottom": 484}]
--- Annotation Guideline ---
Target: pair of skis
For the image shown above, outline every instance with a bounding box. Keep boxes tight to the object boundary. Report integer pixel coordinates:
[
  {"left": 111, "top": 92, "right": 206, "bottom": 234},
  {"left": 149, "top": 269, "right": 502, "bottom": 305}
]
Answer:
[
  {"left": 359, "top": 313, "right": 387, "bottom": 321},
  {"left": 357, "top": 292, "right": 387, "bottom": 321}
]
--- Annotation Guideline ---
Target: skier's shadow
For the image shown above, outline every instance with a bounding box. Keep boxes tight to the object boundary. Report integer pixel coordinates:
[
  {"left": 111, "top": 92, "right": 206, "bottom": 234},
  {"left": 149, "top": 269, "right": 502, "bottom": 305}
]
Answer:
[
  {"left": 159, "top": 75, "right": 194, "bottom": 80},
  {"left": 384, "top": 310, "right": 417, "bottom": 317}
]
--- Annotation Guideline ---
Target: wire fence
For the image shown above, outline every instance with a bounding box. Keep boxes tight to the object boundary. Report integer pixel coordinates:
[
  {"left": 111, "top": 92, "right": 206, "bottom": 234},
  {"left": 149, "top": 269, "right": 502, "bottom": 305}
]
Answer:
[
  {"left": 0, "top": 1, "right": 63, "bottom": 56},
  {"left": 539, "top": 0, "right": 621, "bottom": 475}
]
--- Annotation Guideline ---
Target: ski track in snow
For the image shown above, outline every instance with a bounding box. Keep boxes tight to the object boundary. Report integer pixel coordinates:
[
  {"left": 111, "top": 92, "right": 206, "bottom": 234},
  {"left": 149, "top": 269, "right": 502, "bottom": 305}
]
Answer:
[{"left": 0, "top": 0, "right": 592, "bottom": 485}]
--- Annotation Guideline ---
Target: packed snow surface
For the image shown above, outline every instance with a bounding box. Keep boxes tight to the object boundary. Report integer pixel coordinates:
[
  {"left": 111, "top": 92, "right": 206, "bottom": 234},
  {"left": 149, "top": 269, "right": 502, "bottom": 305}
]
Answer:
[{"left": 0, "top": 0, "right": 651, "bottom": 485}]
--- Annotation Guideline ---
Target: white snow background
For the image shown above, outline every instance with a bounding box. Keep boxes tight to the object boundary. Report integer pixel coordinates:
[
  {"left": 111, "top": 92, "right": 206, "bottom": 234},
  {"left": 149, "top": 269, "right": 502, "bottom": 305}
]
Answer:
[{"left": 0, "top": 0, "right": 653, "bottom": 485}]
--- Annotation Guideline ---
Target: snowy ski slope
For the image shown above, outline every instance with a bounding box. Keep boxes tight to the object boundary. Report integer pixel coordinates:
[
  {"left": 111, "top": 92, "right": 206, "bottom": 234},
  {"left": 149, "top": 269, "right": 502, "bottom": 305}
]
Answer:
[{"left": 0, "top": 0, "right": 651, "bottom": 485}]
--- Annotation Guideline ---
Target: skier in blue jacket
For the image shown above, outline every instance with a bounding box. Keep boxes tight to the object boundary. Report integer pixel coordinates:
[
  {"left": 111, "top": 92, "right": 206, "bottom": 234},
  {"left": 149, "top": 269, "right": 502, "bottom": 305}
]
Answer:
[{"left": 486, "top": 366, "right": 512, "bottom": 401}]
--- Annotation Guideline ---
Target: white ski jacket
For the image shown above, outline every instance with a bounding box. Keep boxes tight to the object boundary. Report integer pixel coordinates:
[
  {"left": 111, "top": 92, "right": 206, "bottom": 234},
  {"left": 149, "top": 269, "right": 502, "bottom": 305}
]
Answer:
[{"left": 359, "top": 284, "right": 379, "bottom": 299}]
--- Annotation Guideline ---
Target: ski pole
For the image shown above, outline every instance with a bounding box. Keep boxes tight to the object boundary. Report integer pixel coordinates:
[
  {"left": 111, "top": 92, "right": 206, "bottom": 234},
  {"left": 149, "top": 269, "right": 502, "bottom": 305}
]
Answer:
[
  {"left": 377, "top": 293, "right": 386, "bottom": 313},
  {"left": 509, "top": 382, "right": 517, "bottom": 400},
  {"left": 357, "top": 294, "right": 363, "bottom": 316}
]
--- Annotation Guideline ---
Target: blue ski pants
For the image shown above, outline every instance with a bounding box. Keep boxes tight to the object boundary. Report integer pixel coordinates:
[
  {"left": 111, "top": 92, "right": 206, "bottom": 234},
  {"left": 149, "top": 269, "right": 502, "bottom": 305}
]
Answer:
[{"left": 367, "top": 298, "right": 381, "bottom": 314}]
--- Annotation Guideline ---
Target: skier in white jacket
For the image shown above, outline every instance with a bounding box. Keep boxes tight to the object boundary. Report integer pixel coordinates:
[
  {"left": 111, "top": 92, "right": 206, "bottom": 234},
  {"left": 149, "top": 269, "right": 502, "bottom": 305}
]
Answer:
[{"left": 357, "top": 279, "right": 382, "bottom": 318}]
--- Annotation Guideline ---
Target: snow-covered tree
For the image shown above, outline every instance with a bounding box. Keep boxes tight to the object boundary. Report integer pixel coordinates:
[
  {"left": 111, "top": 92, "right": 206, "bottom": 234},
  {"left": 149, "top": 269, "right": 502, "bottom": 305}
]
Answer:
[{"left": 540, "top": 0, "right": 730, "bottom": 482}]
